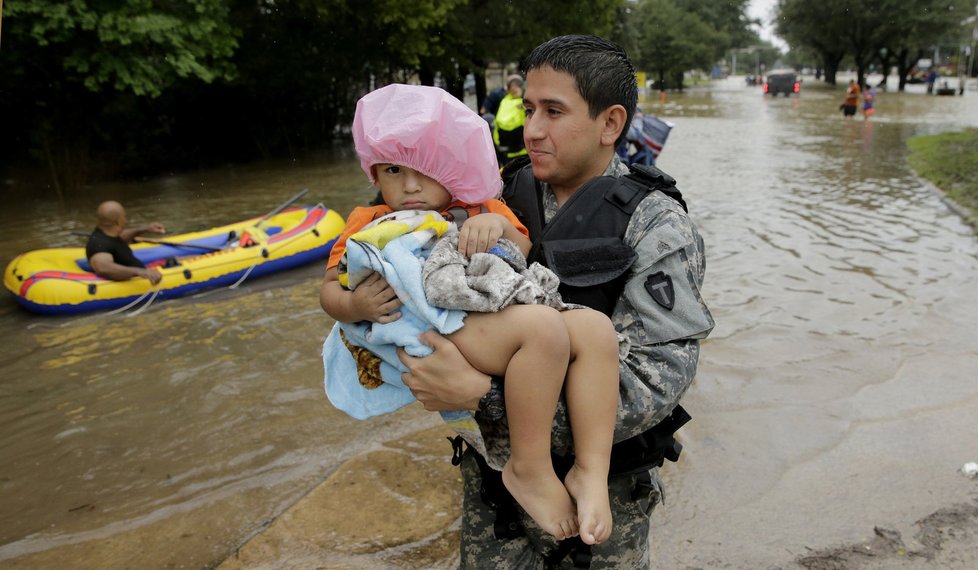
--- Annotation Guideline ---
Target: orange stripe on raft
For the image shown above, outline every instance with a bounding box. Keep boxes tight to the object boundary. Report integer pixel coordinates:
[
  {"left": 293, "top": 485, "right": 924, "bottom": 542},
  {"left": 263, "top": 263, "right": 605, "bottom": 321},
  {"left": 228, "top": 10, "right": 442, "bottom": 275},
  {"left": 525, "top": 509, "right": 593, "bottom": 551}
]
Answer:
[
  {"left": 269, "top": 207, "right": 326, "bottom": 243},
  {"left": 20, "top": 270, "right": 100, "bottom": 296}
]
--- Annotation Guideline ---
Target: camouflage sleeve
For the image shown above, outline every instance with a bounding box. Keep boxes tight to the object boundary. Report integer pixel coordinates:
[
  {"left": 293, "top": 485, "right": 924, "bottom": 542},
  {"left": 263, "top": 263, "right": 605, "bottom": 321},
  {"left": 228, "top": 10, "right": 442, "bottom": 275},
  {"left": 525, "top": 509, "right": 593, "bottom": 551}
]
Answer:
[{"left": 611, "top": 192, "right": 714, "bottom": 442}]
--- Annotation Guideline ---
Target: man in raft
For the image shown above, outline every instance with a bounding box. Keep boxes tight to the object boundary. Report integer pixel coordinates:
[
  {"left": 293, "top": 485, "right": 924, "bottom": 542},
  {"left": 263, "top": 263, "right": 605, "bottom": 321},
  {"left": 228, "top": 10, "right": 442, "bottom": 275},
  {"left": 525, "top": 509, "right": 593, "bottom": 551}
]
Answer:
[{"left": 86, "top": 201, "right": 166, "bottom": 285}]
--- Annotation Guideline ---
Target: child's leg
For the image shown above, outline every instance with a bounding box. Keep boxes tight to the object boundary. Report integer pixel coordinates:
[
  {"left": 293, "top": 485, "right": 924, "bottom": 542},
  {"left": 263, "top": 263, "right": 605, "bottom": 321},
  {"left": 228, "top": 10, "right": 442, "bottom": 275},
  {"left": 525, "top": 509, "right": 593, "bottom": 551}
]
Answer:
[
  {"left": 559, "top": 308, "right": 620, "bottom": 545},
  {"left": 447, "top": 305, "right": 578, "bottom": 540}
]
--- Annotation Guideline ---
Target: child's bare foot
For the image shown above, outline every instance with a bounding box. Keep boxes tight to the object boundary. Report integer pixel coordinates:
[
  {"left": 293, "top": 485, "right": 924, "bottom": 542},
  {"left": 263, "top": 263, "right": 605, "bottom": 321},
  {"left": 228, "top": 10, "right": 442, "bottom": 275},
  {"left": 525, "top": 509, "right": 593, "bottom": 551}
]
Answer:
[
  {"left": 502, "top": 461, "right": 579, "bottom": 540},
  {"left": 564, "top": 463, "right": 612, "bottom": 544}
]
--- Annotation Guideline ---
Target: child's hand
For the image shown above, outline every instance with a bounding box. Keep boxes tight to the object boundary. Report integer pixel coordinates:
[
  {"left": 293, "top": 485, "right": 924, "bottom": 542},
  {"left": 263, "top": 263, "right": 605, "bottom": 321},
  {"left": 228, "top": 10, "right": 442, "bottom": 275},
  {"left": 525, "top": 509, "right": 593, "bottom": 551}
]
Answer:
[
  {"left": 458, "top": 213, "right": 508, "bottom": 257},
  {"left": 351, "top": 272, "right": 402, "bottom": 323}
]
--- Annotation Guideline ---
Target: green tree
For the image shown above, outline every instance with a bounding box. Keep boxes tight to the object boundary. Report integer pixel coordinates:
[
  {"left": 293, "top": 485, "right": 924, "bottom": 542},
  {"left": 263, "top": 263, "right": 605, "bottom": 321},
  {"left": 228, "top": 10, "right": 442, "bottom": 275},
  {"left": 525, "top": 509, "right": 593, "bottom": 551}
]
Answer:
[
  {"left": 774, "top": 0, "right": 973, "bottom": 89},
  {"left": 610, "top": 1, "right": 645, "bottom": 64},
  {"left": 427, "top": 0, "right": 623, "bottom": 108},
  {"left": 217, "top": 0, "right": 464, "bottom": 158},
  {"left": 633, "top": 0, "right": 720, "bottom": 90},
  {"left": 1, "top": 0, "right": 633, "bottom": 187},
  {"left": 1, "top": 0, "right": 239, "bottom": 193},
  {"left": 6, "top": 0, "right": 237, "bottom": 96},
  {"left": 774, "top": 0, "right": 849, "bottom": 85},
  {"left": 876, "top": 0, "right": 974, "bottom": 91},
  {"left": 675, "top": 0, "right": 759, "bottom": 58}
]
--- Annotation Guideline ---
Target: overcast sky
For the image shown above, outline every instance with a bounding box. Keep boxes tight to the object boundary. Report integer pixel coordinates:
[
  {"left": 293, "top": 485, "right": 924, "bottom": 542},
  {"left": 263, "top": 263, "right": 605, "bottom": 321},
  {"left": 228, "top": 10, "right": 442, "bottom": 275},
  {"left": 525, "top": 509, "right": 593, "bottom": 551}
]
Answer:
[{"left": 749, "top": 0, "right": 787, "bottom": 49}]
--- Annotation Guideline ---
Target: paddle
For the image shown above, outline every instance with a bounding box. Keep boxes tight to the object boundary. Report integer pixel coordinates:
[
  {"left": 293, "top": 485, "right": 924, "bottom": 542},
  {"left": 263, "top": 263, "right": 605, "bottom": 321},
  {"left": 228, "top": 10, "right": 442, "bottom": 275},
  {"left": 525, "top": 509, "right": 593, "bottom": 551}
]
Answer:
[
  {"left": 133, "top": 237, "right": 224, "bottom": 251},
  {"left": 72, "top": 231, "right": 223, "bottom": 252},
  {"left": 256, "top": 188, "right": 309, "bottom": 225}
]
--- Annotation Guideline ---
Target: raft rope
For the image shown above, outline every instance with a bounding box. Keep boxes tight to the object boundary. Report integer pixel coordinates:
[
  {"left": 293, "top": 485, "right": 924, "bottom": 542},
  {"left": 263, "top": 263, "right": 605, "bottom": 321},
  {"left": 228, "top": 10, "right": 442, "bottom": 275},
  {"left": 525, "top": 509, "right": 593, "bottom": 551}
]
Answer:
[
  {"left": 104, "top": 289, "right": 156, "bottom": 316},
  {"left": 228, "top": 251, "right": 263, "bottom": 290},
  {"left": 227, "top": 202, "right": 328, "bottom": 291},
  {"left": 126, "top": 288, "right": 161, "bottom": 317}
]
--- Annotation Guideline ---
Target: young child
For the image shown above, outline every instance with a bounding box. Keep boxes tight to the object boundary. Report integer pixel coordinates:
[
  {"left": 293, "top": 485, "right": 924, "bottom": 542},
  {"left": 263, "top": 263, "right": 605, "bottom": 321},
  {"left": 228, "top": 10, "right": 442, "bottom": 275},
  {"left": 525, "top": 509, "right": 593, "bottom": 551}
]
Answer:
[
  {"left": 862, "top": 84, "right": 876, "bottom": 119},
  {"left": 320, "top": 84, "right": 620, "bottom": 545}
]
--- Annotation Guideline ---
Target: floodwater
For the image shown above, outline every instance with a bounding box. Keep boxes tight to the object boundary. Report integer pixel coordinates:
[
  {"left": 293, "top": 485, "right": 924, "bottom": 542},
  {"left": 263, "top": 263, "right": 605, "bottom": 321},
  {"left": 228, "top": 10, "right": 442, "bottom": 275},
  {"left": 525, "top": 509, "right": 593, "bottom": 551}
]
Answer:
[
  {"left": 0, "top": 150, "right": 448, "bottom": 567},
  {"left": 1, "top": 76, "right": 977, "bottom": 568}
]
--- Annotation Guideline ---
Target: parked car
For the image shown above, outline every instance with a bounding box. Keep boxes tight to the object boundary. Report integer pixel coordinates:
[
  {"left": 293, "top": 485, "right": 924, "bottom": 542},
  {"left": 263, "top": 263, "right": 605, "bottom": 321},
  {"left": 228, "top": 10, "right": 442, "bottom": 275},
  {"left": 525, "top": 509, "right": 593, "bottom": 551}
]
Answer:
[{"left": 764, "top": 70, "right": 800, "bottom": 96}]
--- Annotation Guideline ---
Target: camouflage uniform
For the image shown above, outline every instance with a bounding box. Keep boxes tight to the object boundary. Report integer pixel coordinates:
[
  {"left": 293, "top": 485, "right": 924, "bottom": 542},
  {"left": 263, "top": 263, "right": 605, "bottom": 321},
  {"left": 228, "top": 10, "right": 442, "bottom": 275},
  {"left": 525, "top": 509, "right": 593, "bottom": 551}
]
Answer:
[{"left": 460, "top": 156, "right": 714, "bottom": 568}]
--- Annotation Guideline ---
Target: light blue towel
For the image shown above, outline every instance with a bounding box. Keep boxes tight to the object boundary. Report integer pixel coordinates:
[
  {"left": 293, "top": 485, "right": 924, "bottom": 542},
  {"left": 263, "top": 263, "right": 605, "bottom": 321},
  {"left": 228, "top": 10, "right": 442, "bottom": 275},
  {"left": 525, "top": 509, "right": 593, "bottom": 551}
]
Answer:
[
  {"left": 322, "top": 212, "right": 493, "bottom": 462},
  {"left": 323, "top": 216, "right": 466, "bottom": 420},
  {"left": 323, "top": 210, "right": 573, "bottom": 469}
]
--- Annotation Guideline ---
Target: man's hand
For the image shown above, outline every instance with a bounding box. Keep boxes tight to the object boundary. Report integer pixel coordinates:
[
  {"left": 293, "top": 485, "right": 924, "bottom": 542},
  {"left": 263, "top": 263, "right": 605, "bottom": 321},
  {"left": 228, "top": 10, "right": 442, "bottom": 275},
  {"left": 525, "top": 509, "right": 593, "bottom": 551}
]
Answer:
[
  {"left": 140, "top": 268, "right": 163, "bottom": 285},
  {"left": 90, "top": 252, "right": 162, "bottom": 284},
  {"left": 122, "top": 222, "right": 167, "bottom": 242},
  {"left": 398, "top": 331, "right": 490, "bottom": 411},
  {"left": 350, "top": 272, "right": 402, "bottom": 323}
]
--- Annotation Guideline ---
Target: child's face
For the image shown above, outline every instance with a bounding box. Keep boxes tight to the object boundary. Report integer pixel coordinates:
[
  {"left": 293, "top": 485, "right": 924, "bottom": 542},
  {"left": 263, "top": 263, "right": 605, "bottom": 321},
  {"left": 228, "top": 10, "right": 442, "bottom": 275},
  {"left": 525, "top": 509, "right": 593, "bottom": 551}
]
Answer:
[{"left": 374, "top": 164, "right": 453, "bottom": 211}]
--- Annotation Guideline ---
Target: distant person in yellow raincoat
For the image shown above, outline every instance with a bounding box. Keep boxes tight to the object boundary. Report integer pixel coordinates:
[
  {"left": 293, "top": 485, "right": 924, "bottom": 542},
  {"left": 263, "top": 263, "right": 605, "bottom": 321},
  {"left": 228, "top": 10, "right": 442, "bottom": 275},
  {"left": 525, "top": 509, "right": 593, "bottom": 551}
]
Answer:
[{"left": 493, "top": 75, "right": 528, "bottom": 165}]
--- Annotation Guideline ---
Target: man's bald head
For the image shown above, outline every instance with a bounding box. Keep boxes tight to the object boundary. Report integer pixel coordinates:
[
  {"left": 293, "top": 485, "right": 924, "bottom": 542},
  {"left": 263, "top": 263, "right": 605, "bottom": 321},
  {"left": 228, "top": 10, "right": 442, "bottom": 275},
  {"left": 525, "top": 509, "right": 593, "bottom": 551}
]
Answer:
[{"left": 95, "top": 201, "right": 127, "bottom": 233}]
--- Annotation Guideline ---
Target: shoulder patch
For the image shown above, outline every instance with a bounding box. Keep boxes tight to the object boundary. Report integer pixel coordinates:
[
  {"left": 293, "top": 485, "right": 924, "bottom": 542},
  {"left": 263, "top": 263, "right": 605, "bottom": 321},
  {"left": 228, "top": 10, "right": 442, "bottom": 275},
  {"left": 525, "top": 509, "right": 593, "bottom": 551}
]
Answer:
[{"left": 644, "top": 271, "right": 675, "bottom": 310}]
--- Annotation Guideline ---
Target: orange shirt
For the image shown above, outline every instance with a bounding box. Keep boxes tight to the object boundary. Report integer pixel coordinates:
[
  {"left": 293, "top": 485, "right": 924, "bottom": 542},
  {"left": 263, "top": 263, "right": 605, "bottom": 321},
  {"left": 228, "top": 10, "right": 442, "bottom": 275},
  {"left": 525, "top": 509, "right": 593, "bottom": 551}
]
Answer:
[{"left": 327, "top": 199, "right": 529, "bottom": 270}]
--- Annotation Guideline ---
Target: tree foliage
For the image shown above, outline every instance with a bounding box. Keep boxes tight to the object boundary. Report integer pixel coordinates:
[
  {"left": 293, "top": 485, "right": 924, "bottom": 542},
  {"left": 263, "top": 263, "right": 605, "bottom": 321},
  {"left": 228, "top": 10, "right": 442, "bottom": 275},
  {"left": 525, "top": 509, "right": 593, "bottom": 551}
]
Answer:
[
  {"left": 420, "top": 0, "right": 622, "bottom": 104},
  {"left": 5, "top": 0, "right": 238, "bottom": 97},
  {"left": 632, "top": 0, "right": 722, "bottom": 89},
  {"left": 2, "top": 0, "right": 240, "bottom": 193},
  {"left": 774, "top": 0, "right": 973, "bottom": 88},
  {"left": 675, "top": 0, "right": 759, "bottom": 61},
  {"left": 0, "top": 0, "right": 757, "bottom": 189},
  {"left": 624, "top": 0, "right": 759, "bottom": 90}
]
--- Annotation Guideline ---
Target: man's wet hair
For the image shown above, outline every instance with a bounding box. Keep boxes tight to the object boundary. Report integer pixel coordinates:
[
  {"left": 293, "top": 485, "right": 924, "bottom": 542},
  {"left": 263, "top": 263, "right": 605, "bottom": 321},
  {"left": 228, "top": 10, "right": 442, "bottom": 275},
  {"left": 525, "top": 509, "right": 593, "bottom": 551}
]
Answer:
[{"left": 522, "top": 35, "right": 637, "bottom": 147}]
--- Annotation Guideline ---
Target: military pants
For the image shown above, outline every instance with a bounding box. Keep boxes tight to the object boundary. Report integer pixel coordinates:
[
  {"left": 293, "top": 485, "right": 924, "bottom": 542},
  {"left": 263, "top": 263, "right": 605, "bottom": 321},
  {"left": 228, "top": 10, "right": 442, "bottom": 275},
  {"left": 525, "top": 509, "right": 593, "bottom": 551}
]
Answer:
[{"left": 458, "top": 448, "right": 663, "bottom": 569}]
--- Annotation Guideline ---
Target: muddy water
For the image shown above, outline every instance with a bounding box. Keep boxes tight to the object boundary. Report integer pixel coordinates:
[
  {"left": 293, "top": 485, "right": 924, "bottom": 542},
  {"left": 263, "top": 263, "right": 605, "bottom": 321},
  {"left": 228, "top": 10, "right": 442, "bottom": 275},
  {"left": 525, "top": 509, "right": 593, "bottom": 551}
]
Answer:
[
  {"left": 1, "top": 77, "right": 977, "bottom": 568},
  {"left": 0, "top": 153, "right": 447, "bottom": 567},
  {"left": 650, "top": 77, "right": 978, "bottom": 567}
]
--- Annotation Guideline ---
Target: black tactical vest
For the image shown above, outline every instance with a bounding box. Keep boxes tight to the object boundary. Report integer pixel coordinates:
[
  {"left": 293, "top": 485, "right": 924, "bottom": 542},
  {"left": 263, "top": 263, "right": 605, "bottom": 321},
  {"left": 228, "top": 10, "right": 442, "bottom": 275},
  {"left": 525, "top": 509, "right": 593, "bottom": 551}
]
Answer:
[{"left": 502, "top": 161, "right": 686, "bottom": 316}]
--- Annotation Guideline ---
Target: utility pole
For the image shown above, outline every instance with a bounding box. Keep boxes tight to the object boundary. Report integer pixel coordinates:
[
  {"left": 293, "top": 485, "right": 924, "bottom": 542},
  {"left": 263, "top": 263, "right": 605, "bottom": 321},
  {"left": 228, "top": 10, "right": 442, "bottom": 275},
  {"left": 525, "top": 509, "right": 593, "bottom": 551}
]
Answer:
[
  {"left": 964, "top": 8, "right": 978, "bottom": 95},
  {"left": 968, "top": 7, "right": 977, "bottom": 92},
  {"left": 970, "top": 35, "right": 976, "bottom": 92}
]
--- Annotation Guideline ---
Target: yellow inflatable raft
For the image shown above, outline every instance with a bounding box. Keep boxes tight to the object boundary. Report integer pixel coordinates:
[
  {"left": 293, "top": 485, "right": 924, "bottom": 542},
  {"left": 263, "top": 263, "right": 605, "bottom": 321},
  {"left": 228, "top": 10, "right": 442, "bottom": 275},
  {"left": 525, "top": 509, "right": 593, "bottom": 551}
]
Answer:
[{"left": 4, "top": 205, "right": 345, "bottom": 315}]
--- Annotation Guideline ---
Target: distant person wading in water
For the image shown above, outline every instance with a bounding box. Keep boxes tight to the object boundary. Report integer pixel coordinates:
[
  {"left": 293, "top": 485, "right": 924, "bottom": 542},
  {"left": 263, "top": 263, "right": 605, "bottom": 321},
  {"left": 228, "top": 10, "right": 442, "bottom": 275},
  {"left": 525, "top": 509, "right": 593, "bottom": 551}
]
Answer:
[
  {"left": 841, "top": 80, "right": 860, "bottom": 118},
  {"left": 862, "top": 85, "right": 876, "bottom": 120}
]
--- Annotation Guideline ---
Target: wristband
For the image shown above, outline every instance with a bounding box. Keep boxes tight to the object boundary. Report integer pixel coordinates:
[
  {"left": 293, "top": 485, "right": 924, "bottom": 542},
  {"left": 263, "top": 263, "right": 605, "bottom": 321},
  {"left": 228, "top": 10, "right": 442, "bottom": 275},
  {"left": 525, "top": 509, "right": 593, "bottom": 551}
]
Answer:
[{"left": 478, "top": 376, "right": 505, "bottom": 420}]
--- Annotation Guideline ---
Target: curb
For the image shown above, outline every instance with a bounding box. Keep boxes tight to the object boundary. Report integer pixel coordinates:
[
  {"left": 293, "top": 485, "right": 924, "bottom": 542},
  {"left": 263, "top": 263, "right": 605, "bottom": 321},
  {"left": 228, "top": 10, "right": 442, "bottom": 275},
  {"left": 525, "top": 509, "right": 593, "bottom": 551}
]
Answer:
[{"left": 912, "top": 173, "right": 978, "bottom": 232}]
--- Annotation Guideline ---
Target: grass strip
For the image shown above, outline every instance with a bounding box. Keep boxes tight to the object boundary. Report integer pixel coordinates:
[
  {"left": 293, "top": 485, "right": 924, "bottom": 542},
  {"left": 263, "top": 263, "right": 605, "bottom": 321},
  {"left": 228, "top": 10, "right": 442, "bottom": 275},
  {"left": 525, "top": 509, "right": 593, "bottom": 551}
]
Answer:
[{"left": 907, "top": 128, "right": 978, "bottom": 231}]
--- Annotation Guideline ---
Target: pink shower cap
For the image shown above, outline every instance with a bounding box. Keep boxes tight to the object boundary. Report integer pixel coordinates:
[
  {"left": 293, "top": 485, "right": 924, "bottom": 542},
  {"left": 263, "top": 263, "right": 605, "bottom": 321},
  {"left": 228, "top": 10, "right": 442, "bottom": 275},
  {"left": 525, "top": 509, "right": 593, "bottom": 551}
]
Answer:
[{"left": 352, "top": 84, "right": 502, "bottom": 204}]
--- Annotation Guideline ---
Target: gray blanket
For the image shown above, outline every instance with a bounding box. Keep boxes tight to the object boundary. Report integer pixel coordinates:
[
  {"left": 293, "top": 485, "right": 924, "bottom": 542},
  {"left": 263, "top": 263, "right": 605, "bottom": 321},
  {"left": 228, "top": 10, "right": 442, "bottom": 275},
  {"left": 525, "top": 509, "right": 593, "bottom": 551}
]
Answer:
[{"left": 422, "top": 235, "right": 569, "bottom": 312}]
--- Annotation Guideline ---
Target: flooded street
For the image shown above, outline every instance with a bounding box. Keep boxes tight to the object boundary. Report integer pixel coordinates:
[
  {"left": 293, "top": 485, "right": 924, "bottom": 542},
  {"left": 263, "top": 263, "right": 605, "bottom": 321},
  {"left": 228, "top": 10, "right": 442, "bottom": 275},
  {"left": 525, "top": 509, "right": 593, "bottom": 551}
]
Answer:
[
  {"left": 651, "top": 77, "right": 978, "bottom": 567},
  {"left": 2, "top": 76, "right": 978, "bottom": 568}
]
